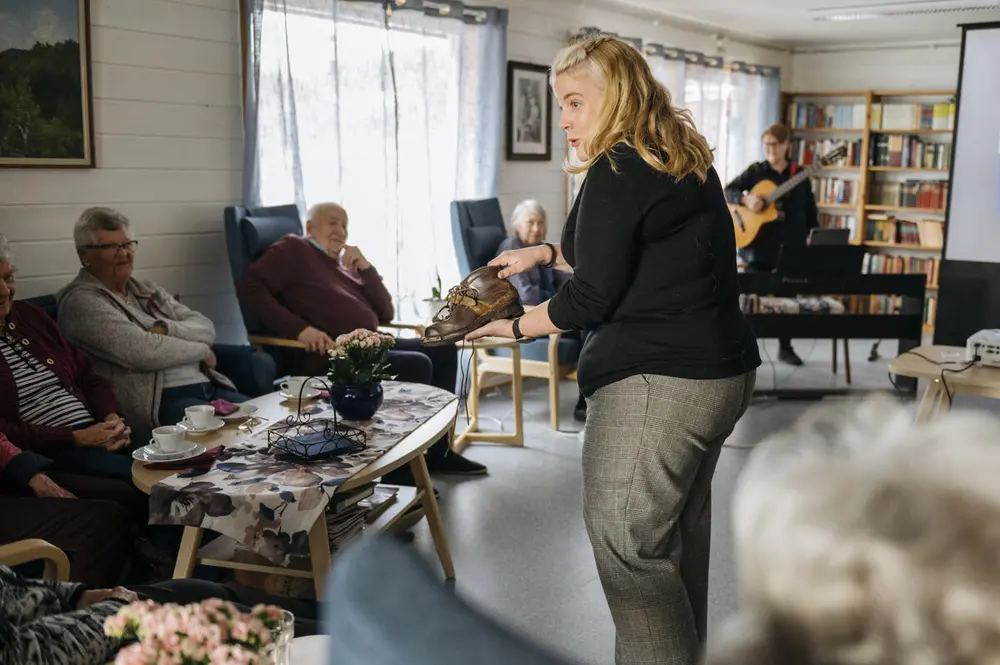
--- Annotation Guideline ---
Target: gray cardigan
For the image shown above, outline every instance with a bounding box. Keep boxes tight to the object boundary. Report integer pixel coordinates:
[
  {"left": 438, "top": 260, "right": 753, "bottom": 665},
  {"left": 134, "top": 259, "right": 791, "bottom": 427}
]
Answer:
[{"left": 56, "top": 269, "right": 235, "bottom": 431}]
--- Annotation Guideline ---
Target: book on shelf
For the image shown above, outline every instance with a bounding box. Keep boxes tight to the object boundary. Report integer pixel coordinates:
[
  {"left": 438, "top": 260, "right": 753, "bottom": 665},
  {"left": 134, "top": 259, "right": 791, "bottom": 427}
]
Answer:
[
  {"left": 791, "top": 138, "right": 862, "bottom": 167},
  {"left": 924, "top": 295, "right": 938, "bottom": 327},
  {"left": 818, "top": 212, "right": 858, "bottom": 241},
  {"left": 787, "top": 102, "right": 866, "bottom": 129},
  {"left": 328, "top": 482, "right": 376, "bottom": 514},
  {"left": 862, "top": 251, "right": 939, "bottom": 285},
  {"left": 864, "top": 214, "right": 944, "bottom": 247},
  {"left": 359, "top": 485, "right": 400, "bottom": 524},
  {"left": 812, "top": 177, "right": 857, "bottom": 206},
  {"left": 868, "top": 180, "right": 948, "bottom": 210},
  {"left": 869, "top": 102, "right": 955, "bottom": 131},
  {"left": 868, "top": 135, "right": 951, "bottom": 169}
]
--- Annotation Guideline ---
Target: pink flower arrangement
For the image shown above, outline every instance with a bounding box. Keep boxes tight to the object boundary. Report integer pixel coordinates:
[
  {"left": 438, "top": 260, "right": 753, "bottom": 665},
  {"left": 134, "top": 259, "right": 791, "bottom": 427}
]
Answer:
[
  {"left": 104, "top": 599, "right": 288, "bottom": 665},
  {"left": 327, "top": 328, "right": 396, "bottom": 386}
]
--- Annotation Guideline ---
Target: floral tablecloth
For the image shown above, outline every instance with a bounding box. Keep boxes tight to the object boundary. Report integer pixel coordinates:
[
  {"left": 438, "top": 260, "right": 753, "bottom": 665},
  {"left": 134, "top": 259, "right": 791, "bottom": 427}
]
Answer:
[{"left": 148, "top": 382, "right": 457, "bottom": 565}]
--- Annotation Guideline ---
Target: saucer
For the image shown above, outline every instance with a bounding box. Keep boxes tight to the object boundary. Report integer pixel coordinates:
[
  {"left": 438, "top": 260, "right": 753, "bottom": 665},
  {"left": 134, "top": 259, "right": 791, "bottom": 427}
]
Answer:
[
  {"left": 142, "top": 440, "right": 199, "bottom": 460},
  {"left": 133, "top": 443, "right": 206, "bottom": 463},
  {"left": 179, "top": 417, "right": 226, "bottom": 434},
  {"left": 280, "top": 388, "right": 321, "bottom": 401},
  {"left": 218, "top": 403, "right": 259, "bottom": 422}
]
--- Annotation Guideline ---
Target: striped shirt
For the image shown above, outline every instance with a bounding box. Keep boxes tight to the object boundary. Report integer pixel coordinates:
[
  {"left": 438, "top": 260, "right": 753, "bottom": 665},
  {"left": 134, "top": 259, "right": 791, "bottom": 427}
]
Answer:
[{"left": 0, "top": 338, "right": 95, "bottom": 429}]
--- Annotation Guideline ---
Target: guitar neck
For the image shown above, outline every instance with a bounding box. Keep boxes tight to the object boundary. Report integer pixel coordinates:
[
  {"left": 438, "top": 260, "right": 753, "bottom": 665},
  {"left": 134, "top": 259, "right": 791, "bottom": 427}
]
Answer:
[{"left": 765, "top": 165, "right": 820, "bottom": 203}]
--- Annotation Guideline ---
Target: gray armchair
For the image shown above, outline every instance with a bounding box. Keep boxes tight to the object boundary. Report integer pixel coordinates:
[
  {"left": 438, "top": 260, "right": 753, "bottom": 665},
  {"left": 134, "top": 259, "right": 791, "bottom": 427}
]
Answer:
[{"left": 324, "top": 536, "right": 578, "bottom": 665}]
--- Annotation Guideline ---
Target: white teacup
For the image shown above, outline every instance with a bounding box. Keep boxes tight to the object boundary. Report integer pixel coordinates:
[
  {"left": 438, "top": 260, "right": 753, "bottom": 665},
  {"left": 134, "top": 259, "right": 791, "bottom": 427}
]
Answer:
[
  {"left": 184, "top": 404, "right": 215, "bottom": 429},
  {"left": 281, "top": 376, "right": 311, "bottom": 396},
  {"left": 151, "top": 425, "right": 186, "bottom": 454}
]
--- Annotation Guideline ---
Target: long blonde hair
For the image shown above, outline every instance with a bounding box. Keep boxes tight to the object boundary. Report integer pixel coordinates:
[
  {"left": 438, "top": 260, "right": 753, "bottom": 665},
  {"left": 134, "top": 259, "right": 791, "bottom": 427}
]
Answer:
[{"left": 552, "top": 36, "right": 714, "bottom": 182}]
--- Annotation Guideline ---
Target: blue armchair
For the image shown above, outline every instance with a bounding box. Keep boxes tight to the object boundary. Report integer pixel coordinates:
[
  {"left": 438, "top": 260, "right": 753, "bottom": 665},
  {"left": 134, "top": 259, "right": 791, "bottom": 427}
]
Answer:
[
  {"left": 224, "top": 204, "right": 425, "bottom": 379},
  {"left": 451, "top": 198, "right": 580, "bottom": 430}
]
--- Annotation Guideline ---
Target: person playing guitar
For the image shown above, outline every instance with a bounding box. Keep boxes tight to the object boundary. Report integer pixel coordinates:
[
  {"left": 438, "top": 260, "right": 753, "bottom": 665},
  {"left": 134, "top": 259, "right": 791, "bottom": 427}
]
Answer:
[{"left": 724, "top": 123, "right": 819, "bottom": 367}]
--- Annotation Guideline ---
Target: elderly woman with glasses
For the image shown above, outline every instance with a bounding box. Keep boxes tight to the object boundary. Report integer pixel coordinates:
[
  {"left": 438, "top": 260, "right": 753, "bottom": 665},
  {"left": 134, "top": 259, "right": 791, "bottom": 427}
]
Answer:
[
  {"left": 0, "top": 235, "right": 134, "bottom": 483},
  {"left": 56, "top": 207, "right": 248, "bottom": 436}
]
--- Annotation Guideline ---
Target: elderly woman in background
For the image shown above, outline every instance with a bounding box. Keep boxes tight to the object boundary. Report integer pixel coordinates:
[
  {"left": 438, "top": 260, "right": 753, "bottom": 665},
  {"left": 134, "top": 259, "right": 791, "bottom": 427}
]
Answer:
[
  {"left": 0, "top": 235, "right": 133, "bottom": 482},
  {"left": 496, "top": 199, "right": 568, "bottom": 307},
  {"left": 56, "top": 207, "right": 248, "bottom": 434},
  {"left": 706, "top": 396, "right": 1000, "bottom": 665},
  {"left": 496, "top": 200, "right": 587, "bottom": 422}
]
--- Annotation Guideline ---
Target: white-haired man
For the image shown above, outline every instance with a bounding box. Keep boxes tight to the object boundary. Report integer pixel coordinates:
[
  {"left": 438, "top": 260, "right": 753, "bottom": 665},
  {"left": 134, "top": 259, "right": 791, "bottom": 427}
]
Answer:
[
  {"left": 237, "top": 202, "right": 486, "bottom": 477},
  {"left": 706, "top": 396, "right": 1000, "bottom": 665}
]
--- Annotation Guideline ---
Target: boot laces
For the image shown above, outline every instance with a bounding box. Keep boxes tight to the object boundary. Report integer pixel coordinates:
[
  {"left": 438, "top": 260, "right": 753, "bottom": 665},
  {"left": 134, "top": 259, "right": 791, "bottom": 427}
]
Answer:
[{"left": 433, "top": 285, "right": 479, "bottom": 322}]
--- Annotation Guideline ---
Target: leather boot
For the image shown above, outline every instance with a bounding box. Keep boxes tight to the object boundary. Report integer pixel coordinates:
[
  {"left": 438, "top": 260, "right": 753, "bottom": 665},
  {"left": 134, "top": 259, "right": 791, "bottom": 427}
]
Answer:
[{"left": 421, "top": 266, "right": 524, "bottom": 347}]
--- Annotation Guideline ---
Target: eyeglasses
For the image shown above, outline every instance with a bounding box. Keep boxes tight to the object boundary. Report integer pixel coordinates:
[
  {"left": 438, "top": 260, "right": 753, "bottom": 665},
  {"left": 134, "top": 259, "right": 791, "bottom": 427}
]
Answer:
[{"left": 81, "top": 240, "right": 139, "bottom": 254}]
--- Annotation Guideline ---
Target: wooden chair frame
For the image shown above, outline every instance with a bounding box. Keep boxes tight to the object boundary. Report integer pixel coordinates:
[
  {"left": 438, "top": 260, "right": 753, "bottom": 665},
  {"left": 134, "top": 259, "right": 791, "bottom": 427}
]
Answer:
[{"left": 0, "top": 539, "right": 71, "bottom": 581}]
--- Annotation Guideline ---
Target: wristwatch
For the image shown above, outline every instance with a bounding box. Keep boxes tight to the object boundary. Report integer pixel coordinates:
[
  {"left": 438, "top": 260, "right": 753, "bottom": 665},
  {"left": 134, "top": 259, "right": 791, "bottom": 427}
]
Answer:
[{"left": 512, "top": 317, "right": 532, "bottom": 343}]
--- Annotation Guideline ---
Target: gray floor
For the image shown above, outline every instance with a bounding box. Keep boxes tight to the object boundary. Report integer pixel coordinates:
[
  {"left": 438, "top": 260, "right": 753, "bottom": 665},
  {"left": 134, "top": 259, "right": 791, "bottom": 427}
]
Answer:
[{"left": 406, "top": 337, "right": 909, "bottom": 664}]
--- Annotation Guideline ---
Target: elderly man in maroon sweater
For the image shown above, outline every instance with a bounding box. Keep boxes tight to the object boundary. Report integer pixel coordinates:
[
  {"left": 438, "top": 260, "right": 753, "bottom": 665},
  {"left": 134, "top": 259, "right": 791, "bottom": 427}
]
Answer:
[{"left": 237, "top": 202, "right": 486, "bottom": 476}]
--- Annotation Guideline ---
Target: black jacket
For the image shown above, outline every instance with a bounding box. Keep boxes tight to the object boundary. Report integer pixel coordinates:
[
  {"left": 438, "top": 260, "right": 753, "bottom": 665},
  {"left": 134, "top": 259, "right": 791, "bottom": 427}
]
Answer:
[
  {"left": 547, "top": 145, "right": 761, "bottom": 397},
  {"left": 724, "top": 161, "right": 819, "bottom": 269}
]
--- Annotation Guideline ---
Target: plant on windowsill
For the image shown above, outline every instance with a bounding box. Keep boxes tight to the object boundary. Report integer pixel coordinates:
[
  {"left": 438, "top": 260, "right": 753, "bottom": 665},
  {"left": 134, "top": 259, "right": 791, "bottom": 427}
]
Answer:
[
  {"left": 326, "top": 329, "right": 396, "bottom": 421},
  {"left": 422, "top": 272, "right": 447, "bottom": 319}
]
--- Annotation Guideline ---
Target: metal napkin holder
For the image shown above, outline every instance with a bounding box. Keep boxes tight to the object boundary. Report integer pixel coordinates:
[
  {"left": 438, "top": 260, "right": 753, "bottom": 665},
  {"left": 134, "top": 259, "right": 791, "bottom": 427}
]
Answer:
[{"left": 266, "top": 377, "right": 367, "bottom": 462}]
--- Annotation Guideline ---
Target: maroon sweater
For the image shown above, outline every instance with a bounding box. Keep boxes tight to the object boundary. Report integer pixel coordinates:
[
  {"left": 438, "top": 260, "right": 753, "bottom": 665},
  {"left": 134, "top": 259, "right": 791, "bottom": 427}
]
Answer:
[
  {"left": 0, "top": 301, "right": 121, "bottom": 449},
  {"left": 237, "top": 235, "right": 395, "bottom": 339}
]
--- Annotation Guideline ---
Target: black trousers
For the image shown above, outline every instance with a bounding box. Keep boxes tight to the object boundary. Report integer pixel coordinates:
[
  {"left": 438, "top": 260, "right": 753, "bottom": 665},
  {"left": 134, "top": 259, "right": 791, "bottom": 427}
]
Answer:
[
  {"left": 0, "top": 486, "right": 133, "bottom": 587},
  {"left": 130, "top": 579, "right": 319, "bottom": 637}
]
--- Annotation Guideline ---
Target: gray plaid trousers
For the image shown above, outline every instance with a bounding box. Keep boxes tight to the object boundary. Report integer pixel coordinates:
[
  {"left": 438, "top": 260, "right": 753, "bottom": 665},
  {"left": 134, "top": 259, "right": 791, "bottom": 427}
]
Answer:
[{"left": 582, "top": 371, "right": 756, "bottom": 665}]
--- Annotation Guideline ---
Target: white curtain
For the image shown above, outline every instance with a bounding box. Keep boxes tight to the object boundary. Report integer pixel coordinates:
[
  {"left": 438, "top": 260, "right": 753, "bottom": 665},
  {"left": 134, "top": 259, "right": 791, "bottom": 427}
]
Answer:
[
  {"left": 243, "top": 0, "right": 506, "bottom": 321},
  {"left": 682, "top": 59, "right": 780, "bottom": 184},
  {"left": 684, "top": 61, "right": 728, "bottom": 175},
  {"left": 647, "top": 53, "right": 686, "bottom": 109}
]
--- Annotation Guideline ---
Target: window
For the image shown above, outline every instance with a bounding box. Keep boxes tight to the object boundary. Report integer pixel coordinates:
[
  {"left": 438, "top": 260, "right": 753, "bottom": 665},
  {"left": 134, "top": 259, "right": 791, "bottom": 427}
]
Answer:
[{"left": 249, "top": 3, "right": 503, "bottom": 320}]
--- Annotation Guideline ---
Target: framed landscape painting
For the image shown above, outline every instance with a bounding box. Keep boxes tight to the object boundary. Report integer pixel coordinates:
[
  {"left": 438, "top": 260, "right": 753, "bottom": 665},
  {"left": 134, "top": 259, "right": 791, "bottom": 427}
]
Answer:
[{"left": 0, "top": 0, "right": 94, "bottom": 168}]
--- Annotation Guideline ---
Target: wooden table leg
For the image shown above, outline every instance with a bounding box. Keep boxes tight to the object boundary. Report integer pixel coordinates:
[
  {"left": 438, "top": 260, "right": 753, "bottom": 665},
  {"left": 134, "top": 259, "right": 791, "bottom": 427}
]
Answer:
[
  {"left": 410, "top": 454, "right": 455, "bottom": 580},
  {"left": 915, "top": 379, "right": 944, "bottom": 423},
  {"left": 172, "top": 526, "right": 203, "bottom": 579},
  {"left": 308, "top": 517, "right": 332, "bottom": 599}
]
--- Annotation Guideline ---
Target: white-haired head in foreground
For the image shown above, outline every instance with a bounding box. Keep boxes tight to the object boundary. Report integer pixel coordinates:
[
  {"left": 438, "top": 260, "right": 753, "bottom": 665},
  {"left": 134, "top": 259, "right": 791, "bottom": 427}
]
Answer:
[{"left": 706, "top": 395, "right": 1000, "bottom": 665}]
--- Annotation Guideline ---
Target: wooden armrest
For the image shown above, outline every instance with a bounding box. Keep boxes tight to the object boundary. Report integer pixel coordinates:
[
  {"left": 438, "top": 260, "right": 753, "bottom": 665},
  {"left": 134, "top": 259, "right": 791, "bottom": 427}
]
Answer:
[
  {"left": 381, "top": 321, "right": 425, "bottom": 335},
  {"left": 248, "top": 334, "right": 306, "bottom": 349},
  {"left": 0, "top": 539, "right": 70, "bottom": 581}
]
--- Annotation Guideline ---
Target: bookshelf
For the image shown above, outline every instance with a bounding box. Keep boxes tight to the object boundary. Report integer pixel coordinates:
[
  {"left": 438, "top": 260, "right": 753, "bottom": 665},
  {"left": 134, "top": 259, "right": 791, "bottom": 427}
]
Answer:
[{"left": 781, "top": 89, "right": 954, "bottom": 333}]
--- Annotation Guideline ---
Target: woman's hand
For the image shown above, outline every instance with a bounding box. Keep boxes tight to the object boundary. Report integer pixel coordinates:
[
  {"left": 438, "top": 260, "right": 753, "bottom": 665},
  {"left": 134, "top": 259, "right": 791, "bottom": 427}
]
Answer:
[
  {"left": 77, "top": 587, "right": 138, "bottom": 609},
  {"left": 488, "top": 246, "right": 549, "bottom": 280},
  {"left": 465, "top": 319, "right": 515, "bottom": 342},
  {"left": 28, "top": 473, "right": 76, "bottom": 499},
  {"left": 72, "top": 420, "right": 130, "bottom": 451}
]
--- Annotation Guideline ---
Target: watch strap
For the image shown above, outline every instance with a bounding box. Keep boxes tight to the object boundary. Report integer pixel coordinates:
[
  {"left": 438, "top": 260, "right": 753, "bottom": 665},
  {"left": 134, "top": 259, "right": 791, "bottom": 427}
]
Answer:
[
  {"left": 512, "top": 317, "right": 532, "bottom": 343},
  {"left": 542, "top": 243, "right": 557, "bottom": 268}
]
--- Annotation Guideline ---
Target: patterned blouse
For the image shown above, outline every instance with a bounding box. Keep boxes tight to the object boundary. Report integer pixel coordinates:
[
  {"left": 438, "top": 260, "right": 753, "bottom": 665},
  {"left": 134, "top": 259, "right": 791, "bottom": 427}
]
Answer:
[{"left": 0, "top": 338, "right": 94, "bottom": 429}]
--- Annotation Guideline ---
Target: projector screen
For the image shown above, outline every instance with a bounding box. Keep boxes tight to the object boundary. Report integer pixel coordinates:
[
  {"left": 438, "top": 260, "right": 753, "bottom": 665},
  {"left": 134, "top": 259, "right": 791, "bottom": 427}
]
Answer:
[{"left": 945, "top": 23, "right": 1000, "bottom": 263}]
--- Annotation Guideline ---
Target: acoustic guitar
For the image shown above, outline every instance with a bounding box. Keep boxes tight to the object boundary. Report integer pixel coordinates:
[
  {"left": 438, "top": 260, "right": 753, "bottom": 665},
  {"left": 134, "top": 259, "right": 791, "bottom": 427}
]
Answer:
[{"left": 730, "top": 145, "right": 849, "bottom": 249}]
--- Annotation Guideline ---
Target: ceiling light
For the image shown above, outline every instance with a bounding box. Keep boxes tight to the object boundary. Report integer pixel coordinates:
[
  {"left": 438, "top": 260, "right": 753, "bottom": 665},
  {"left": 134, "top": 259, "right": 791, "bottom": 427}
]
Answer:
[{"left": 809, "top": 0, "right": 999, "bottom": 21}]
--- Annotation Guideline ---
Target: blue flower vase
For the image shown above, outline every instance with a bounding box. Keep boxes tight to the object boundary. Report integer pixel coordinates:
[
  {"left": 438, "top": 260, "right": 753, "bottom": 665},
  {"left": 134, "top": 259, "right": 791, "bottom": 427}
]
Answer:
[{"left": 329, "top": 383, "right": 384, "bottom": 421}]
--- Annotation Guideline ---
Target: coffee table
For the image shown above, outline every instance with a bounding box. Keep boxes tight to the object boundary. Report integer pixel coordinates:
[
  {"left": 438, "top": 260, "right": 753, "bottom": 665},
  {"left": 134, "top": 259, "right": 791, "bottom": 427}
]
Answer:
[{"left": 133, "top": 389, "right": 458, "bottom": 597}]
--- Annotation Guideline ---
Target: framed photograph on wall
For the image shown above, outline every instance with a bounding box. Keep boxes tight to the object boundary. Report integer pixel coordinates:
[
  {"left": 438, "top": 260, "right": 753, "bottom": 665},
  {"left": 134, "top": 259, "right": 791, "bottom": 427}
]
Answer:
[
  {"left": 0, "top": 0, "right": 95, "bottom": 168},
  {"left": 506, "top": 60, "right": 552, "bottom": 161}
]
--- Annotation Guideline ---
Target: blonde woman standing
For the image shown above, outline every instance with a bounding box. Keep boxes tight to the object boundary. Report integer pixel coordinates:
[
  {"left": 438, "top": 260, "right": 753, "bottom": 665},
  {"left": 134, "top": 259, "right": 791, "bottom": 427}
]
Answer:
[{"left": 466, "top": 37, "right": 760, "bottom": 665}]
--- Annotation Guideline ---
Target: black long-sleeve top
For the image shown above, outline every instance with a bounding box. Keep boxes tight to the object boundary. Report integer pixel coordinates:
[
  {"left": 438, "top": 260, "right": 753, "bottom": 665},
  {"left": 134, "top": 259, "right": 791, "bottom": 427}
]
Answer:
[
  {"left": 723, "top": 160, "right": 819, "bottom": 269},
  {"left": 547, "top": 145, "right": 761, "bottom": 398}
]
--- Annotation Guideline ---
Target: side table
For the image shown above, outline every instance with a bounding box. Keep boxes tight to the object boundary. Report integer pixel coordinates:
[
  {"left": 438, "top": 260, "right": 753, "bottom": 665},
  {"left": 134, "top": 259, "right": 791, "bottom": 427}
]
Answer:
[
  {"left": 453, "top": 336, "right": 524, "bottom": 453},
  {"left": 888, "top": 345, "right": 1000, "bottom": 422}
]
